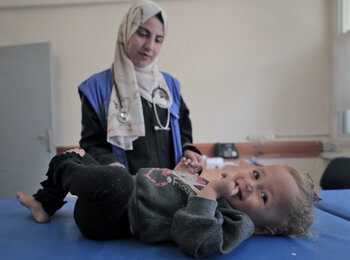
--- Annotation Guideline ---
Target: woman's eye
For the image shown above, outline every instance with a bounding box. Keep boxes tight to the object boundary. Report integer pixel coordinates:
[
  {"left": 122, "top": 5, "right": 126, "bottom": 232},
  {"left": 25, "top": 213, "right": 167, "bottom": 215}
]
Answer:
[
  {"left": 155, "top": 37, "right": 164, "bottom": 43},
  {"left": 137, "top": 28, "right": 149, "bottom": 37},
  {"left": 253, "top": 170, "right": 260, "bottom": 179},
  {"left": 261, "top": 192, "right": 268, "bottom": 204},
  {"left": 137, "top": 31, "right": 147, "bottom": 37}
]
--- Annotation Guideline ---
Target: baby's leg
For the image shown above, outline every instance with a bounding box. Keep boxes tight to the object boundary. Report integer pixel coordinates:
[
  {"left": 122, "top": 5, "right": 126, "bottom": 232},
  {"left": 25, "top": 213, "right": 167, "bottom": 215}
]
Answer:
[
  {"left": 16, "top": 192, "right": 50, "bottom": 223},
  {"left": 18, "top": 150, "right": 99, "bottom": 221},
  {"left": 73, "top": 166, "right": 134, "bottom": 240}
]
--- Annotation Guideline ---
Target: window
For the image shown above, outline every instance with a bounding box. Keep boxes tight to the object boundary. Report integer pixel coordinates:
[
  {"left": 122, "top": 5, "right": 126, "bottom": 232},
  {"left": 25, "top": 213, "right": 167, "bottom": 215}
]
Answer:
[
  {"left": 332, "top": 1, "right": 350, "bottom": 144},
  {"left": 343, "top": 0, "right": 350, "bottom": 33}
]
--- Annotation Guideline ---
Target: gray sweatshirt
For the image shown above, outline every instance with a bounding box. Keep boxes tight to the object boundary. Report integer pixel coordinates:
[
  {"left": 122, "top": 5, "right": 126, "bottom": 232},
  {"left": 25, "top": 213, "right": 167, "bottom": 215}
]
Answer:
[{"left": 127, "top": 168, "right": 255, "bottom": 258}]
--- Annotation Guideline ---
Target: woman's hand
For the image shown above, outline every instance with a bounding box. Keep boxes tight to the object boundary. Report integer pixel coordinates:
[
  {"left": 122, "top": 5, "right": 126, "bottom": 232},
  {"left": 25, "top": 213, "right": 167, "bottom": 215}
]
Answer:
[
  {"left": 197, "top": 173, "right": 239, "bottom": 201},
  {"left": 109, "top": 162, "right": 126, "bottom": 168},
  {"left": 64, "top": 148, "right": 85, "bottom": 157},
  {"left": 183, "top": 150, "right": 205, "bottom": 172}
]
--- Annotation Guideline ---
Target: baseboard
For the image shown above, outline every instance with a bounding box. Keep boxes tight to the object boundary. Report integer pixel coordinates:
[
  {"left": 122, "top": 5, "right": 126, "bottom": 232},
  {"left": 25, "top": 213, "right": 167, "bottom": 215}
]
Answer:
[
  {"left": 195, "top": 141, "right": 323, "bottom": 158},
  {"left": 57, "top": 141, "right": 323, "bottom": 158}
]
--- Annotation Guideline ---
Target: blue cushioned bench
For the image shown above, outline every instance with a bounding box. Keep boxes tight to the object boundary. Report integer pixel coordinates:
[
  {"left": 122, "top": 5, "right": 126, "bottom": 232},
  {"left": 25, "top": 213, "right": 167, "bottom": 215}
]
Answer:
[
  {"left": 1, "top": 191, "right": 349, "bottom": 260},
  {"left": 317, "top": 189, "right": 350, "bottom": 221}
]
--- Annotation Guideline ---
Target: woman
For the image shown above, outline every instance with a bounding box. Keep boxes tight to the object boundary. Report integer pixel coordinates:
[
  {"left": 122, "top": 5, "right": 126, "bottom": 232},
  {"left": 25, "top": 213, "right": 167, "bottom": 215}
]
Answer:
[{"left": 78, "top": 0, "right": 204, "bottom": 174}]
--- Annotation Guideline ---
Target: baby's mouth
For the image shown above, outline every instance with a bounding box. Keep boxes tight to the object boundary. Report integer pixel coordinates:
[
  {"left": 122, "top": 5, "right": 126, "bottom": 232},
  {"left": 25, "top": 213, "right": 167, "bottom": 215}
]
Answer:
[{"left": 237, "top": 189, "right": 242, "bottom": 200}]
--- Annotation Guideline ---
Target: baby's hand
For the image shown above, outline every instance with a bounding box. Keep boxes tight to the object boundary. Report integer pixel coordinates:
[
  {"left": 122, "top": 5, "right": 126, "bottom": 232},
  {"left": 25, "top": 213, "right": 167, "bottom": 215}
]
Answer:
[
  {"left": 183, "top": 150, "right": 204, "bottom": 172},
  {"left": 200, "top": 173, "right": 239, "bottom": 200},
  {"left": 174, "top": 157, "right": 200, "bottom": 175}
]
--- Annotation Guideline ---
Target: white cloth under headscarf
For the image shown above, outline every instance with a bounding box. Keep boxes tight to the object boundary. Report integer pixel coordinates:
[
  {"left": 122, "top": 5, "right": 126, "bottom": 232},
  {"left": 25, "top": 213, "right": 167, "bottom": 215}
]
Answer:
[{"left": 107, "top": 0, "right": 172, "bottom": 150}]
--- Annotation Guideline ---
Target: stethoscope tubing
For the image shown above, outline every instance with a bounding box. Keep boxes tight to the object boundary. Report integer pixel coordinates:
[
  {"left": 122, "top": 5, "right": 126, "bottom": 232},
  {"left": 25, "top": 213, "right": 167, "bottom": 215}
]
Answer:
[
  {"left": 152, "top": 87, "right": 170, "bottom": 131},
  {"left": 112, "top": 65, "right": 171, "bottom": 130}
]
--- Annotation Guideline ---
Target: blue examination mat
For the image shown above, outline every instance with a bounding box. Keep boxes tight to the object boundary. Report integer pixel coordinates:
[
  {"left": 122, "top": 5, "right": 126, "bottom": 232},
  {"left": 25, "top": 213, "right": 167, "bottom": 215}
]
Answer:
[
  {"left": 1, "top": 195, "right": 349, "bottom": 260},
  {"left": 317, "top": 189, "right": 350, "bottom": 221}
]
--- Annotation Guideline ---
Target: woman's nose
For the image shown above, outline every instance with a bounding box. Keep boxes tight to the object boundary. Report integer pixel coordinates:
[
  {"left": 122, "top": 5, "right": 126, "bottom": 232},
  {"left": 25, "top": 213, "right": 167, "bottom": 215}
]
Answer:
[{"left": 144, "top": 37, "right": 154, "bottom": 51}]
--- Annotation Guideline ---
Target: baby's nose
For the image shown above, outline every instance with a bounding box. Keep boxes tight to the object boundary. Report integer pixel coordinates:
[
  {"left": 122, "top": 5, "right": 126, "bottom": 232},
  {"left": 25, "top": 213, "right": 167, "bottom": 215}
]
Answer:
[{"left": 245, "top": 179, "right": 254, "bottom": 193}]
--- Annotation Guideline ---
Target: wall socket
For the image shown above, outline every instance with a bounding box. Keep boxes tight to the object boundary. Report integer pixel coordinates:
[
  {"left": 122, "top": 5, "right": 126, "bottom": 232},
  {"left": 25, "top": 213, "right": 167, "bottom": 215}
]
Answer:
[
  {"left": 323, "top": 143, "right": 341, "bottom": 152},
  {"left": 246, "top": 133, "right": 276, "bottom": 142}
]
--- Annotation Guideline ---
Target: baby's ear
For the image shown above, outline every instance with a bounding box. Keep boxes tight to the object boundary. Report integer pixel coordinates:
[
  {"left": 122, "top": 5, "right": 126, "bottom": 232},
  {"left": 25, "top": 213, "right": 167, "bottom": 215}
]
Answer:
[{"left": 254, "top": 226, "right": 275, "bottom": 236}]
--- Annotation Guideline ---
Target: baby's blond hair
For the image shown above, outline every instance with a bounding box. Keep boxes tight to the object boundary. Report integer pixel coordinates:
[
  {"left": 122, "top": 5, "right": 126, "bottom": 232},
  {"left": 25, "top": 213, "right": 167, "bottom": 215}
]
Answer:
[{"left": 273, "top": 166, "right": 321, "bottom": 238}]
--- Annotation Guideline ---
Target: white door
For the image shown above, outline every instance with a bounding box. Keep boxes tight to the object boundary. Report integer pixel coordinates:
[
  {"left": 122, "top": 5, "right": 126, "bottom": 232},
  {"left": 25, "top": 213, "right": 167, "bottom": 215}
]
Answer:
[{"left": 0, "top": 42, "right": 55, "bottom": 198}]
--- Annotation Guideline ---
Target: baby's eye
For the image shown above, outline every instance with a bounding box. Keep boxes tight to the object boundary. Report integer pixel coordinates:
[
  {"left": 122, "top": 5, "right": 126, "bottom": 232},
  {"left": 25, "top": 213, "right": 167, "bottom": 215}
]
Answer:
[
  {"left": 261, "top": 192, "right": 268, "bottom": 204},
  {"left": 253, "top": 170, "right": 260, "bottom": 179}
]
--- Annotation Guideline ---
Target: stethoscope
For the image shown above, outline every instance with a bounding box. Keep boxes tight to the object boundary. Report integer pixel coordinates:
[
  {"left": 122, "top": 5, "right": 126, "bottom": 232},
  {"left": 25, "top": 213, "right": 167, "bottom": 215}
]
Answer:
[
  {"left": 112, "top": 66, "right": 171, "bottom": 131},
  {"left": 152, "top": 86, "right": 170, "bottom": 131}
]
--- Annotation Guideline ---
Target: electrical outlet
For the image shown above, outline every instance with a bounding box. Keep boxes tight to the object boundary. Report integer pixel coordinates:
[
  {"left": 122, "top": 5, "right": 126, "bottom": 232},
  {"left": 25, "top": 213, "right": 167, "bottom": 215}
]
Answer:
[
  {"left": 323, "top": 143, "right": 342, "bottom": 152},
  {"left": 246, "top": 133, "right": 276, "bottom": 141}
]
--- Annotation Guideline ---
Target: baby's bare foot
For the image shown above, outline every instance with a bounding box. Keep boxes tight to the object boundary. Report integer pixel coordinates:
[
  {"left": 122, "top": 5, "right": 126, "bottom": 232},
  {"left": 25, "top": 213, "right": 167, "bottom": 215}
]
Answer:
[{"left": 17, "top": 192, "right": 50, "bottom": 223}]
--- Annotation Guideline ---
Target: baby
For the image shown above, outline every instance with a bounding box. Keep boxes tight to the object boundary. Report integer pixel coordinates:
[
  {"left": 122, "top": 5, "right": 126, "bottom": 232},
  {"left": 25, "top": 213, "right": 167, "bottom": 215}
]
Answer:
[{"left": 18, "top": 149, "right": 320, "bottom": 257}]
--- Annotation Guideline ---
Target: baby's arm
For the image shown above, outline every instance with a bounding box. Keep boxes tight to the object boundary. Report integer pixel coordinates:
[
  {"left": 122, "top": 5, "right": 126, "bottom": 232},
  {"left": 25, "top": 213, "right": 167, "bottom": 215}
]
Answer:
[
  {"left": 174, "top": 157, "right": 202, "bottom": 175},
  {"left": 171, "top": 173, "right": 254, "bottom": 257},
  {"left": 197, "top": 173, "right": 239, "bottom": 201},
  {"left": 171, "top": 191, "right": 254, "bottom": 257}
]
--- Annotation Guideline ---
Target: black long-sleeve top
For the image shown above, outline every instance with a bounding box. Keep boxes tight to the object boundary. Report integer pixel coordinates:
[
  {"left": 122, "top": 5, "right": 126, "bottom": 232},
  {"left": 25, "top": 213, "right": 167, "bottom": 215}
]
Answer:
[
  {"left": 128, "top": 168, "right": 254, "bottom": 257},
  {"left": 79, "top": 95, "right": 198, "bottom": 174}
]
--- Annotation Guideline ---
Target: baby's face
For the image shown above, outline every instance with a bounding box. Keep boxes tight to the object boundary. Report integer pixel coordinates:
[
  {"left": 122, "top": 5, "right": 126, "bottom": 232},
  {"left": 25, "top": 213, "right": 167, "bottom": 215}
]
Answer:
[{"left": 225, "top": 165, "right": 300, "bottom": 234}]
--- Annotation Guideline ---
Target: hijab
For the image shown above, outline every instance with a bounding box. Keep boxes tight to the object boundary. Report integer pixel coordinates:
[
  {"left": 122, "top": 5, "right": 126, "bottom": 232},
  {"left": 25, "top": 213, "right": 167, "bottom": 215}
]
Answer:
[{"left": 107, "top": 0, "right": 172, "bottom": 150}]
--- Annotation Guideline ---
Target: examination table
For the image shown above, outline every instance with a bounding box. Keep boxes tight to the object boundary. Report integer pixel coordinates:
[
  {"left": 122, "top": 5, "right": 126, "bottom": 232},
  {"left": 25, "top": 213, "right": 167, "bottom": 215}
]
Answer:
[{"left": 1, "top": 190, "right": 350, "bottom": 260}]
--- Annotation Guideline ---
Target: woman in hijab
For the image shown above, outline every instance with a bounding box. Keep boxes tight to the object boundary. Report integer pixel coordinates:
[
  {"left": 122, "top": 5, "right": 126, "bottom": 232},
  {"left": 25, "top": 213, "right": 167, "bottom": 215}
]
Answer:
[{"left": 78, "top": 0, "right": 204, "bottom": 174}]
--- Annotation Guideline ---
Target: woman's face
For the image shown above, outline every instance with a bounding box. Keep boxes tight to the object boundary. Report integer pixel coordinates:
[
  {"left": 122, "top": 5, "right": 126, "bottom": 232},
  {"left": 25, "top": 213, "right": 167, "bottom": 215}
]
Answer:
[{"left": 126, "top": 16, "right": 164, "bottom": 68}]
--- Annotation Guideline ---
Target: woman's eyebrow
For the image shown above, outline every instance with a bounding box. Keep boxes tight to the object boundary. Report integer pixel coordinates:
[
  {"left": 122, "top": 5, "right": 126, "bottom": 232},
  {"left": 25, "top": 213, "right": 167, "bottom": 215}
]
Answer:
[{"left": 138, "top": 26, "right": 150, "bottom": 33}]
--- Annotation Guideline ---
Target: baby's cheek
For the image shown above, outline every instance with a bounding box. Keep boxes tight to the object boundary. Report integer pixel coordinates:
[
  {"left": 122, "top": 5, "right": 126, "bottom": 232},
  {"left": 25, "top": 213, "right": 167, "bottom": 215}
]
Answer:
[
  {"left": 226, "top": 196, "right": 239, "bottom": 210},
  {"left": 233, "top": 198, "right": 261, "bottom": 216}
]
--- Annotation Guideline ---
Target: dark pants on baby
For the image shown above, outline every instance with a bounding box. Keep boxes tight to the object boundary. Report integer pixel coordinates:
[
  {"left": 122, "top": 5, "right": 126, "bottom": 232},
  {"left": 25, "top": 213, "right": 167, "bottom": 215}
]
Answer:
[{"left": 33, "top": 152, "right": 133, "bottom": 240}]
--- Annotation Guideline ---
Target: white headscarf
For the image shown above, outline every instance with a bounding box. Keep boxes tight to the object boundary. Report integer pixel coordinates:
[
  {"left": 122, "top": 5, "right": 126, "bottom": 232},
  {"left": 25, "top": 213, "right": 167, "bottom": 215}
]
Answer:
[{"left": 107, "top": 0, "right": 172, "bottom": 150}]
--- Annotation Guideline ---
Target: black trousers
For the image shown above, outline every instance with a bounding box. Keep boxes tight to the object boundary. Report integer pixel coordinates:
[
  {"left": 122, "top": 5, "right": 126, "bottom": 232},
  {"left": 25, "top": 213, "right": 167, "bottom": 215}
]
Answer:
[{"left": 34, "top": 152, "right": 133, "bottom": 240}]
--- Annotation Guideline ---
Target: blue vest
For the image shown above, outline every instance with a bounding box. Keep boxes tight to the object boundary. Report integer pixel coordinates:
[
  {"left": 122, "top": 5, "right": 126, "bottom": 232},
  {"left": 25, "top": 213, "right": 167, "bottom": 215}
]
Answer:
[{"left": 78, "top": 68, "right": 183, "bottom": 170}]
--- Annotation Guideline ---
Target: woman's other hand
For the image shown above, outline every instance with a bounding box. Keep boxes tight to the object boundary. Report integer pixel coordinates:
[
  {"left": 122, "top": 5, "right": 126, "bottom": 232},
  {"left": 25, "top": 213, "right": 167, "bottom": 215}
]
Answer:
[{"left": 109, "top": 162, "right": 126, "bottom": 168}]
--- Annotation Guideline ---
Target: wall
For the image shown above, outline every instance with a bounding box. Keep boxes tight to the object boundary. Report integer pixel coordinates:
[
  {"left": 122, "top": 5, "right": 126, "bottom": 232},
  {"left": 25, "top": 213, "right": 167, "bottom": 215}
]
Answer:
[
  {"left": 163, "top": 0, "right": 332, "bottom": 144},
  {"left": 0, "top": 0, "right": 332, "bottom": 188},
  {"left": 332, "top": 0, "right": 350, "bottom": 146}
]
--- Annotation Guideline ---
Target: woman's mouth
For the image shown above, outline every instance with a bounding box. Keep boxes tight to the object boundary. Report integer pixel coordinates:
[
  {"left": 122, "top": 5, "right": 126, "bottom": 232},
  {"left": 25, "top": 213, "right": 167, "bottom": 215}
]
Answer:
[{"left": 139, "top": 52, "right": 151, "bottom": 59}]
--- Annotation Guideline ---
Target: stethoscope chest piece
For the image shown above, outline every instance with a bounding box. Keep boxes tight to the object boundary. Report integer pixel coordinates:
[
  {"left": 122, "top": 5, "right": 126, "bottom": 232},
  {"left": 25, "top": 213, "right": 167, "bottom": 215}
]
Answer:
[{"left": 118, "top": 111, "right": 130, "bottom": 123}]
